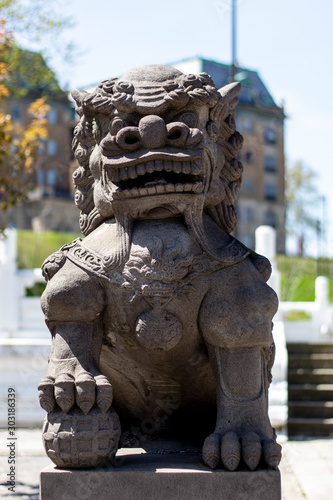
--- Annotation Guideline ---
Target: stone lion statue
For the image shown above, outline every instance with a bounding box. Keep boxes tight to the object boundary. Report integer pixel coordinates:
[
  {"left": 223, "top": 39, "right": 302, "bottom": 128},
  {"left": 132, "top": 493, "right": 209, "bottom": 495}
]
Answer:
[{"left": 38, "top": 65, "right": 281, "bottom": 471}]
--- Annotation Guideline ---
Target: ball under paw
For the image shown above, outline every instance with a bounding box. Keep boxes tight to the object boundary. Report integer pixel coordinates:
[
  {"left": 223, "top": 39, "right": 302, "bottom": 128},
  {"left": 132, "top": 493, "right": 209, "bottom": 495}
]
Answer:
[{"left": 42, "top": 406, "right": 121, "bottom": 468}]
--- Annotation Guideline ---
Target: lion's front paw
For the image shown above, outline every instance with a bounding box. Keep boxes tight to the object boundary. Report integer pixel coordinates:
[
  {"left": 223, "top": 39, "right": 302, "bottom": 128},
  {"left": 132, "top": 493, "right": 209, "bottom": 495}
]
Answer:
[
  {"left": 38, "top": 371, "right": 113, "bottom": 415},
  {"left": 202, "top": 431, "right": 281, "bottom": 471}
]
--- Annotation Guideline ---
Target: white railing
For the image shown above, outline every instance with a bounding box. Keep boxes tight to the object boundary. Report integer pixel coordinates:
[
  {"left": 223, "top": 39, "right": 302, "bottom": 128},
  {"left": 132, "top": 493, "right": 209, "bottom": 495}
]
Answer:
[{"left": 256, "top": 226, "right": 333, "bottom": 344}]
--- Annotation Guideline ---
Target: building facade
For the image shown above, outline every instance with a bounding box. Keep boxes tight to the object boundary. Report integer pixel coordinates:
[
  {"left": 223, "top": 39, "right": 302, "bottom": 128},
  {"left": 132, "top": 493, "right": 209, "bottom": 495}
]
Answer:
[
  {"left": 172, "top": 57, "right": 286, "bottom": 253},
  {"left": 7, "top": 55, "right": 286, "bottom": 251}
]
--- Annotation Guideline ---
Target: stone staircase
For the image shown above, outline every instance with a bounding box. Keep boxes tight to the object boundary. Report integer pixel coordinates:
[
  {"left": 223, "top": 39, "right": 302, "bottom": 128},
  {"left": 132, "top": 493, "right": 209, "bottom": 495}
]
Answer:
[{"left": 287, "top": 343, "right": 333, "bottom": 437}]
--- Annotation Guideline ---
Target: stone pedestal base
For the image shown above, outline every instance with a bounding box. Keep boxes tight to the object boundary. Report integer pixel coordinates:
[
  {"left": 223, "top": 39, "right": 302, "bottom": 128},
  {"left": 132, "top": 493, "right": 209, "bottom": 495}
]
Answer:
[{"left": 40, "top": 448, "right": 281, "bottom": 500}]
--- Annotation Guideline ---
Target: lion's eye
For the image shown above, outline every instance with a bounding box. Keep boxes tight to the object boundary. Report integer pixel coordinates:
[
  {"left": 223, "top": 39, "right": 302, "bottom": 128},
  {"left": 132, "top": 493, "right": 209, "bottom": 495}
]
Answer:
[
  {"left": 109, "top": 117, "right": 127, "bottom": 135},
  {"left": 176, "top": 112, "right": 198, "bottom": 128}
]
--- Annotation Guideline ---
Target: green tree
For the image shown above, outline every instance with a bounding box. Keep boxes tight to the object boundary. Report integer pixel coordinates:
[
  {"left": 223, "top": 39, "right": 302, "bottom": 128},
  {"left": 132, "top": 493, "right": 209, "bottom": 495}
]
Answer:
[
  {"left": 2, "top": 43, "right": 68, "bottom": 101},
  {"left": 285, "top": 160, "right": 320, "bottom": 255},
  {"left": 0, "top": 20, "right": 50, "bottom": 233},
  {"left": 0, "top": 1, "right": 73, "bottom": 232},
  {"left": 0, "top": 0, "right": 74, "bottom": 66}
]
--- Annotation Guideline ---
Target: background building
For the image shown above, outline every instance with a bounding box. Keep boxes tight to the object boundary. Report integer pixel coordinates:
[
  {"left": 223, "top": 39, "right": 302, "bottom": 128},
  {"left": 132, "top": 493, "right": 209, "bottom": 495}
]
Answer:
[
  {"left": 7, "top": 54, "right": 285, "bottom": 252},
  {"left": 173, "top": 57, "right": 286, "bottom": 253},
  {"left": 4, "top": 48, "right": 79, "bottom": 232}
]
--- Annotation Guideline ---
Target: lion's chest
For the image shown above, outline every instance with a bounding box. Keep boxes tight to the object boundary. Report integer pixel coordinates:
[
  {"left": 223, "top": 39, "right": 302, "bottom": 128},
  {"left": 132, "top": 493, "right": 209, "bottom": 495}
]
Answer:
[{"left": 103, "top": 220, "right": 212, "bottom": 350}]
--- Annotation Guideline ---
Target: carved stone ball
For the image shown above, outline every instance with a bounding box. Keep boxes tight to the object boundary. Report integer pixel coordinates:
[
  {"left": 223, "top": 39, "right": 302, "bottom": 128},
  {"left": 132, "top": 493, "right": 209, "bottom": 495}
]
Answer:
[
  {"left": 42, "top": 407, "right": 121, "bottom": 469},
  {"left": 135, "top": 308, "right": 183, "bottom": 351}
]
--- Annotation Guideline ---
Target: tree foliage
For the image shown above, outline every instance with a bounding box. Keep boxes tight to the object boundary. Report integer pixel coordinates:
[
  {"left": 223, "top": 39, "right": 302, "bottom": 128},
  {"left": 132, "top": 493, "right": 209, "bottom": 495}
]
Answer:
[
  {"left": 285, "top": 160, "right": 320, "bottom": 254},
  {"left": 2, "top": 43, "right": 68, "bottom": 101},
  {"left": 0, "top": 0, "right": 74, "bottom": 65},
  {"left": 0, "top": 19, "right": 50, "bottom": 232}
]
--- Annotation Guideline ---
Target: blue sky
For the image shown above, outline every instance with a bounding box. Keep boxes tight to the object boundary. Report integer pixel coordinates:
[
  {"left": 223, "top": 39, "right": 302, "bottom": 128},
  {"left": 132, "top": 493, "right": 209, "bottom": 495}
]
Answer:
[{"left": 17, "top": 0, "right": 333, "bottom": 254}]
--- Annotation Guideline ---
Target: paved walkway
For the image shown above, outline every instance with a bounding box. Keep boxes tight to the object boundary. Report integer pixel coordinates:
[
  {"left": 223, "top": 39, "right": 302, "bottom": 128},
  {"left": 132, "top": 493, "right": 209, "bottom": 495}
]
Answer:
[{"left": 0, "top": 430, "right": 332, "bottom": 499}]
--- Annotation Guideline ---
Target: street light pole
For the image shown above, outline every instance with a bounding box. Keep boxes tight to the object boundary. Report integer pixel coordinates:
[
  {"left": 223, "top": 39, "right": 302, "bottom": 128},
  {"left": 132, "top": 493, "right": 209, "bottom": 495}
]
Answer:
[{"left": 231, "top": 0, "right": 237, "bottom": 82}]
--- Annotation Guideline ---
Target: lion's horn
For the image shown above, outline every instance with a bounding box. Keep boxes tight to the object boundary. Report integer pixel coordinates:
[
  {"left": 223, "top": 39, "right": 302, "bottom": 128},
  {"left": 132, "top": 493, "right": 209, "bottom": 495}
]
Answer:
[
  {"left": 71, "top": 89, "right": 89, "bottom": 106},
  {"left": 218, "top": 81, "right": 241, "bottom": 99}
]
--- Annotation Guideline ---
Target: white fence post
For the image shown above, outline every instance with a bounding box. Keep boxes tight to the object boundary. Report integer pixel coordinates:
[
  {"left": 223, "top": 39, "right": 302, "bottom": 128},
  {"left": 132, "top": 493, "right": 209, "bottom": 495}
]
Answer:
[
  {"left": 255, "top": 225, "right": 281, "bottom": 301},
  {"left": 0, "top": 229, "right": 19, "bottom": 336},
  {"left": 314, "top": 276, "right": 331, "bottom": 338}
]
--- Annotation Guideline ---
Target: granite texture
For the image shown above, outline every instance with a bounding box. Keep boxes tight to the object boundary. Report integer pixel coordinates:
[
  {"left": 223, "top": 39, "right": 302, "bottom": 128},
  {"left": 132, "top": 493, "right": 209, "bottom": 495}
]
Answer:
[
  {"left": 38, "top": 65, "right": 281, "bottom": 474},
  {"left": 40, "top": 448, "right": 281, "bottom": 500}
]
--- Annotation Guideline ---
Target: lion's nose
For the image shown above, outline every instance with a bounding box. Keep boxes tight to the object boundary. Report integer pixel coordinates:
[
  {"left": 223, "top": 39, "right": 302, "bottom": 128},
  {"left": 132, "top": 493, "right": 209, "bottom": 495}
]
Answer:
[{"left": 138, "top": 115, "right": 167, "bottom": 149}]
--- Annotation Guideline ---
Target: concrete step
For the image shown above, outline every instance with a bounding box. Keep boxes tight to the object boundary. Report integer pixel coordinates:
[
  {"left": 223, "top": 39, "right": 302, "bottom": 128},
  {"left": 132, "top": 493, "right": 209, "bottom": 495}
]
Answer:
[
  {"left": 288, "top": 354, "right": 333, "bottom": 369},
  {"left": 288, "top": 417, "right": 333, "bottom": 437},
  {"left": 288, "top": 384, "right": 333, "bottom": 401},
  {"left": 288, "top": 368, "right": 333, "bottom": 385},
  {"left": 287, "top": 343, "right": 333, "bottom": 354},
  {"left": 288, "top": 401, "right": 333, "bottom": 419}
]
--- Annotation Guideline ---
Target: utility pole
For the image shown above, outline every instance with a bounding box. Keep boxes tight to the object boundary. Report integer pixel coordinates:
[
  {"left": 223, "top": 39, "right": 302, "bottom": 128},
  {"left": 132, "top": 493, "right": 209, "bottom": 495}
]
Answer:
[{"left": 231, "top": 0, "right": 237, "bottom": 82}]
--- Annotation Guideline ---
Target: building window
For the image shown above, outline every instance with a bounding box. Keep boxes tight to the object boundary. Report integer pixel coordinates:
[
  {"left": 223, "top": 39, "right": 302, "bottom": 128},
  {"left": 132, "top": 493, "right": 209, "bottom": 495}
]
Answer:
[
  {"left": 264, "top": 155, "right": 277, "bottom": 173},
  {"left": 47, "top": 139, "right": 57, "bottom": 156},
  {"left": 243, "top": 178, "right": 253, "bottom": 193},
  {"left": 264, "top": 127, "right": 277, "bottom": 144},
  {"left": 244, "top": 150, "right": 254, "bottom": 164},
  {"left": 243, "top": 119, "right": 252, "bottom": 134},
  {"left": 244, "top": 207, "right": 253, "bottom": 222},
  {"left": 37, "top": 169, "right": 44, "bottom": 185},
  {"left": 48, "top": 108, "right": 57, "bottom": 125},
  {"left": 11, "top": 104, "right": 21, "bottom": 120},
  {"left": 264, "top": 184, "right": 277, "bottom": 201},
  {"left": 264, "top": 211, "right": 277, "bottom": 227},
  {"left": 47, "top": 169, "right": 57, "bottom": 186}
]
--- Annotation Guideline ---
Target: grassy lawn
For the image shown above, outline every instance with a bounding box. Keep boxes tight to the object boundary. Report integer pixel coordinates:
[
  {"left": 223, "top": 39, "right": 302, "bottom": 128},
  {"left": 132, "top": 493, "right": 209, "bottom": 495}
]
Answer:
[
  {"left": 16, "top": 229, "right": 333, "bottom": 302},
  {"left": 17, "top": 229, "right": 81, "bottom": 269},
  {"left": 276, "top": 255, "right": 333, "bottom": 302}
]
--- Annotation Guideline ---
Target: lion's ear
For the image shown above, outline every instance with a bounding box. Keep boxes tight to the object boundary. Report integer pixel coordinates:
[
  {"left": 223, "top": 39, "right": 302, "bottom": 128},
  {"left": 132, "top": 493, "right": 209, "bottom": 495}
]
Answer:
[
  {"left": 210, "top": 82, "right": 241, "bottom": 136},
  {"left": 71, "top": 89, "right": 89, "bottom": 106},
  {"left": 218, "top": 81, "right": 241, "bottom": 116}
]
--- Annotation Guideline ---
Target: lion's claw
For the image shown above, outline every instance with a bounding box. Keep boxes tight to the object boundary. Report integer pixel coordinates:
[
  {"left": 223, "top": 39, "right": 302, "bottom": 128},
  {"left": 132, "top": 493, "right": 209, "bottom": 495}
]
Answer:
[
  {"left": 242, "top": 432, "right": 261, "bottom": 470},
  {"left": 221, "top": 431, "right": 241, "bottom": 471},
  {"left": 202, "top": 433, "right": 221, "bottom": 469},
  {"left": 203, "top": 431, "right": 281, "bottom": 471},
  {"left": 262, "top": 439, "right": 282, "bottom": 469},
  {"left": 38, "top": 376, "right": 56, "bottom": 413},
  {"left": 55, "top": 373, "right": 75, "bottom": 413},
  {"left": 38, "top": 371, "right": 113, "bottom": 414},
  {"left": 95, "top": 375, "right": 114, "bottom": 413}
]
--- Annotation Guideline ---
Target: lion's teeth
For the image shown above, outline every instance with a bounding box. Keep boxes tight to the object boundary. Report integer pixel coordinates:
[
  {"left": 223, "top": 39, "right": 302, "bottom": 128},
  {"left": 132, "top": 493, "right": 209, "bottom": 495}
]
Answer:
[
  {"left": 155, "top": 160, "right": 163, "bottom": 171},
  {"left": 112, "top": 169, "right": 120, "bottom": 182},
  {"left": 173, "top": 162, "right": 181, "bottom": 174},
  {"left": 128, "top": 165, "right": 137, "bottom": 179},
  {"left": 120, "top": 167, "right": 128, "bottom": 181},
  {"left": 182, "top": 163, "right": 191, "bottom": 174},
  {"left": 131, "top": 187, "right": 140, "bottom": 197},
  {"left": 114, "top": 189, "right": 125, "bottom": 198},
  {"left": 137, "top": 164, "right": 146, "bottom": 176},
  {"left": 156, "top": 184, "right": 165, "bottom": 194},
  {"left": 193, "top": 182, "right": 204, "bottom": 193},
  {"left": 147, "top": 186, "right": 157, "bottom": 194},
  {"left": 146, "top": 161, "right": 154, "bottom": 173},
  {"left": 164, "top": 160, "right": 172, "bottom": 172},
  {"left": 165, "top": 184, "right": 174, "bottom": 193},
  {"left": 139, "top": 187, "right": 148, "bottom": 195},
  {"left": 184, "top": 183, "right": 192, "bottom": 192},
  {"left": 192, "top": 161, "right": 201, "bottom": 175},
  {"left": 175, "top": 184, "right": 184, "bottom": 192}
]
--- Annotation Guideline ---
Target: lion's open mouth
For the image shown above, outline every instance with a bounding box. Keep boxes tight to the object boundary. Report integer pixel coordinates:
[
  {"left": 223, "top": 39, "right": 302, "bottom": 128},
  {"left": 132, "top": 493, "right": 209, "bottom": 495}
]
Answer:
[{"left": 104, "top": 158, "right": 204, "bottom": 199}]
